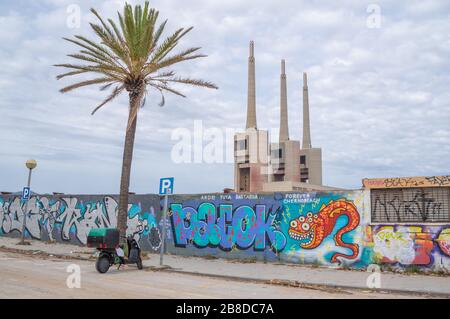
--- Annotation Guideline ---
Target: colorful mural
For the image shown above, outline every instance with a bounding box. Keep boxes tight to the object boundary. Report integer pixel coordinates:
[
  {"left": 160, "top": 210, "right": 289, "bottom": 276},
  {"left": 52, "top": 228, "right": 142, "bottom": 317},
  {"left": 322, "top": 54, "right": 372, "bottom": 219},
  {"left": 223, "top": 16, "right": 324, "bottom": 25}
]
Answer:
[
  {"left": 1, "top": 190, "right": 449, "bottom": 273},
  {"left": 166, "top": 191, "right": 370, "bottom": 267},
  {"left": 368, "top": 225, "right": 450, "bottom": 271},
  {"left": 287, "top": 199, "right": 360, "bottom": 263},
  {"left": 170, "top": 202, "right": 286, "bottom": 252},
  {"left": 276, "top": 192, "right": 369, "bottom": 267},
  {"left": 0, "top": 194, "right": 162, "bottom": 251}
]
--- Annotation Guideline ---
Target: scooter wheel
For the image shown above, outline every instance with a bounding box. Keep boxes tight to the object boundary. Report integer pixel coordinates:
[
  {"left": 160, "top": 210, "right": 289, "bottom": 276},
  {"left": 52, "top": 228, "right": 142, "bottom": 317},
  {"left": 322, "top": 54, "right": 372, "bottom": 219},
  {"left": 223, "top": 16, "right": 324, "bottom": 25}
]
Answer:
[
  {"left": 137, "top": 257, "right": 143, "bottom": 270},
  {"left": 95, "top": 256, "right": 110, "bottom": 274}
]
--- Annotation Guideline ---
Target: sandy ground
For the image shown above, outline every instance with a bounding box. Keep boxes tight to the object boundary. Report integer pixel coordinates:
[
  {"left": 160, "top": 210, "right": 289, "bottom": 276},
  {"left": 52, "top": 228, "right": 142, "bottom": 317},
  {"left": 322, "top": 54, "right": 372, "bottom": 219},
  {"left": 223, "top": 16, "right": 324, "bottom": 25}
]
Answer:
[{"left": 0, "top": 250, "right": 431, "bottom": 299}]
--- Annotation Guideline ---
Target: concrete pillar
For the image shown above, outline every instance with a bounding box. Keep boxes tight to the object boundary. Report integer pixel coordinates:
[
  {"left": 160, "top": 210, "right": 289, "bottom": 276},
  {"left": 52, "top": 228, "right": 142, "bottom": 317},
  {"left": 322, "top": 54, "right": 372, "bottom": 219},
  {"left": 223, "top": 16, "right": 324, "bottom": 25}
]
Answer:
[
  {"left": 246, "top": 41, "right": 257, "bottom": 129},
  {"left": 279, "top": 60, "right": 289, "bottom": 143},
  {"left": 302, "top": 72, "right": 312, "bottom": 149}
]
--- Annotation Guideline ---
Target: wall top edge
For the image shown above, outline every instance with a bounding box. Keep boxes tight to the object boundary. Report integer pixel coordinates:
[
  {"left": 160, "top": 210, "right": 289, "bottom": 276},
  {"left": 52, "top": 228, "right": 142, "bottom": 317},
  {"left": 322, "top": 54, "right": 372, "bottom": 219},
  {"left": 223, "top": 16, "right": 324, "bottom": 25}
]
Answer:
[{"left": 0, "top": 189, "right": 366, "bottom": 198}]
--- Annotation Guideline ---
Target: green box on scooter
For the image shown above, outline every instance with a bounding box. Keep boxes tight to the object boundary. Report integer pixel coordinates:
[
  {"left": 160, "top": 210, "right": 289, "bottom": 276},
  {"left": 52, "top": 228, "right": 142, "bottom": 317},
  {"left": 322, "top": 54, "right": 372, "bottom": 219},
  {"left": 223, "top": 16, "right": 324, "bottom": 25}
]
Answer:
[{"left": 87, "top": 228, "right": 120, "bottom": 249}]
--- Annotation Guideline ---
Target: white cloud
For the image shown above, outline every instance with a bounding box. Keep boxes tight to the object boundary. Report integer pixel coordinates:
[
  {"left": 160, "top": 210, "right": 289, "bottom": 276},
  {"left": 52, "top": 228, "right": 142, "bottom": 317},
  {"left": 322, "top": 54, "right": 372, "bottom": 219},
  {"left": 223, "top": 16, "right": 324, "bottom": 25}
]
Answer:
[{"left": 0, "top": 0, "right": 449, "bottom": 194}]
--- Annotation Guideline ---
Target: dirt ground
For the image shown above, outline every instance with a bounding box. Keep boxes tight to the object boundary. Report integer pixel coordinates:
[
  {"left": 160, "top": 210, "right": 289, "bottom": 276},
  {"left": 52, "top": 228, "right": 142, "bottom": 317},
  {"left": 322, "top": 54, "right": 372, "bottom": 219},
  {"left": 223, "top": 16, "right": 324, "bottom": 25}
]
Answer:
[{"left": 0, "top": 250, "right": 433, "bottom": 299}]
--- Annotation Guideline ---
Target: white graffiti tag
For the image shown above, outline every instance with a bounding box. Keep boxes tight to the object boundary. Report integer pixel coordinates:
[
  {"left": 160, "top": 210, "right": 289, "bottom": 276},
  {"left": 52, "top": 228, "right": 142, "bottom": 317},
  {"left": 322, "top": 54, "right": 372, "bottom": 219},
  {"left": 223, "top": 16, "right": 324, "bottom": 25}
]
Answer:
[
  {"left": 374, "top": 228, "right": 415, "bottom": 264},
  {"left": 0, "top": 195, "right": 159, "bottom": 247}
]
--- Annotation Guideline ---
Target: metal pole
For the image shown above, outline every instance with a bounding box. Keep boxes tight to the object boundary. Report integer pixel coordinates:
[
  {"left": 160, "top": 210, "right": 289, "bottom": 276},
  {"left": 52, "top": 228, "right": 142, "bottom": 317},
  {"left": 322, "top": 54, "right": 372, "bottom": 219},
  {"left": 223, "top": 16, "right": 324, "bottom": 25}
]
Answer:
[
  {"left": 159, "top": 194, "right": 168, "bottom": 266},
  {"left": 20, "top": 169, "right": 32, "bottom": 243}
]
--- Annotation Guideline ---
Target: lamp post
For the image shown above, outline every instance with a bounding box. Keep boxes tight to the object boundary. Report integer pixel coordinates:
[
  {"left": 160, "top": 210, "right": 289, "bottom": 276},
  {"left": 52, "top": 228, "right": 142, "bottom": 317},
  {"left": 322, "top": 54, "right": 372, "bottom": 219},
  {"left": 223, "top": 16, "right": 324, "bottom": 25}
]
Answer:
[{"left": 19, "top": 159, "right": 37, "bottom": 245}]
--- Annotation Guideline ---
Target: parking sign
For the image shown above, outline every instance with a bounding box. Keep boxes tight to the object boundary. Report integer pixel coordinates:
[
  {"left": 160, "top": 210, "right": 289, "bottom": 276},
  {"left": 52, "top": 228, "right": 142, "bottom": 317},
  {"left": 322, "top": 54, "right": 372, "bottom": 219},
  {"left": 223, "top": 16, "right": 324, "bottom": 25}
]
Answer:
[
  {"left": 159, "top": 178, "right": 174, "bottom": 195},
  {"left": 22, "top": 187, "right": 31, "bottom": 201}
]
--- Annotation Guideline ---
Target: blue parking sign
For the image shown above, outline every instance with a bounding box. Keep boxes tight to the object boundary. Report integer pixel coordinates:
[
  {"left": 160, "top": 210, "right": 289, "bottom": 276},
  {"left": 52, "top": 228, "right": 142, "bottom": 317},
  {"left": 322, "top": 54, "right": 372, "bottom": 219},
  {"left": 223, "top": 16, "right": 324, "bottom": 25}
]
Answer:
[
  {"left": 22, "top": 187, "right": 30, "bottom": 201},
  {"left": 159, "top": 178, "right": 174, "bottom": 195}
]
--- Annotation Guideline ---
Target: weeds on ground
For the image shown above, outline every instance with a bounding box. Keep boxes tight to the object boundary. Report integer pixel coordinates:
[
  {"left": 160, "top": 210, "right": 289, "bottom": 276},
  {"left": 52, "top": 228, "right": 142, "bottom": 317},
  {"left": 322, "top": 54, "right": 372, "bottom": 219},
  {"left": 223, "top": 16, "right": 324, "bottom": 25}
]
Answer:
[
  {"left": 404, "top": 265, "right": 423, "bottom": 275},
  {"left": 340, "top": 263, "right": 351, "bottom": 271},
  {"left": 201, "top": 254, "right": 218, "bottom": 260},
  {"left": 240, "top": 257, "right": 257, "bottom": 263}
]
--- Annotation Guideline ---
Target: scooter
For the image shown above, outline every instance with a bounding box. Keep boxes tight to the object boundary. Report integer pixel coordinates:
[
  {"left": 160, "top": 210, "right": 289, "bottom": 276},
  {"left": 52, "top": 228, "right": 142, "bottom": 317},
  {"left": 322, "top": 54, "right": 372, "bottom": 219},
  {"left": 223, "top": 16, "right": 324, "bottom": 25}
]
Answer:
[
  {"left": 87, "top": 228, "right": 143, "bottom": 274},
  {"left": 95, "top": 236, "right": 143, "bottom": 274}
]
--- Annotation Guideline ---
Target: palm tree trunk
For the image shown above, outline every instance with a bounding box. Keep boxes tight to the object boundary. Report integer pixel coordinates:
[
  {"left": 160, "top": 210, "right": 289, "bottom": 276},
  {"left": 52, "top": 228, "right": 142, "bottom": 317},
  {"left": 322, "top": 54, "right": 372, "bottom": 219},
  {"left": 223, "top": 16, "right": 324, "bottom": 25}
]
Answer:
[{"left": 117, "top": 89, "right": 142, "bottom": 240}]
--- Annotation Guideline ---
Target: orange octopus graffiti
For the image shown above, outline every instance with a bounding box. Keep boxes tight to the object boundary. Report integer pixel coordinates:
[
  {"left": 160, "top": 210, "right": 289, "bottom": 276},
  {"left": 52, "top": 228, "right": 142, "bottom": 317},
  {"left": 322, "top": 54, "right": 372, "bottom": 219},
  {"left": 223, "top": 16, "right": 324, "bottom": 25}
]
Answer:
[{"left": 288, "top": 199, "right": 360, "bottom": 263}]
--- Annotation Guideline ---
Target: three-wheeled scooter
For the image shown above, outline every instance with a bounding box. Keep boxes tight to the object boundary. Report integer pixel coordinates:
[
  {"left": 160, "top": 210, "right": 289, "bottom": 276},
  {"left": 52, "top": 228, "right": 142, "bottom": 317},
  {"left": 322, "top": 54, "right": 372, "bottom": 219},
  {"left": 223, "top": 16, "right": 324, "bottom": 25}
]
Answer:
[{"left": 87, "top": 228, "right": 143, "bottom": 273}]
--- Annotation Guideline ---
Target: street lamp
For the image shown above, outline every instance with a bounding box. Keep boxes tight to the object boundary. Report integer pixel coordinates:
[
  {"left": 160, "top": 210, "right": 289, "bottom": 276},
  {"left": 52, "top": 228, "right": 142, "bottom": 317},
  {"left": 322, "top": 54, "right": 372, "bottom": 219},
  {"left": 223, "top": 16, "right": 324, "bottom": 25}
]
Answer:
[{"left": 19, "top": 159, "right": 37, "bottom": 245}]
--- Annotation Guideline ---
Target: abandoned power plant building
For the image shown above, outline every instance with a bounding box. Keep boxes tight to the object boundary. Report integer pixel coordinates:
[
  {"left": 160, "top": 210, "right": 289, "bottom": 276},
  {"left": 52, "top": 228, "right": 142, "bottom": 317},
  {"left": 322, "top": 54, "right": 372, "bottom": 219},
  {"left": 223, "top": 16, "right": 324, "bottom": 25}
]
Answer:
[{"left": 234, "top": 41, "right": 332, "bottom": 193}]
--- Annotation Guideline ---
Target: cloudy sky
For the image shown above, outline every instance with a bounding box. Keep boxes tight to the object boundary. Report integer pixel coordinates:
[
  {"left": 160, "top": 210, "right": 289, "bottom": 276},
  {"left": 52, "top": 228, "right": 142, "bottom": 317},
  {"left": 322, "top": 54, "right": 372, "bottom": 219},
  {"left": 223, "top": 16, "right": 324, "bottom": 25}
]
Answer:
[{"left": 0, "top": 0, "right": 449, "bottom": 195}]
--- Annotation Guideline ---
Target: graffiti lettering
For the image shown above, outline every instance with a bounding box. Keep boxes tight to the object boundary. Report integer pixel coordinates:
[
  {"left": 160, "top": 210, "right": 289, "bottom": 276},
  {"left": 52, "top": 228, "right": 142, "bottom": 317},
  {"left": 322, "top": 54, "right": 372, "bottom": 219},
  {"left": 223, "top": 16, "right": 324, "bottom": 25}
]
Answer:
[
  {"left": 383, "top": 178, "right": 424, "bottom": 188},
  {"left": 0, "top": 195, "right": 160, "bottom": 249},
  {"left": 364, "top": 176, "right": 450, "bottom": 189},
  {"left": 425, "top": 176, "right": 450, "bottom": 187},
  {"left": 170, "top": 203, "right": 286, "bottom": 252},
  {"left": 372, "top": 189, "right": 447, "bottom": 222}
]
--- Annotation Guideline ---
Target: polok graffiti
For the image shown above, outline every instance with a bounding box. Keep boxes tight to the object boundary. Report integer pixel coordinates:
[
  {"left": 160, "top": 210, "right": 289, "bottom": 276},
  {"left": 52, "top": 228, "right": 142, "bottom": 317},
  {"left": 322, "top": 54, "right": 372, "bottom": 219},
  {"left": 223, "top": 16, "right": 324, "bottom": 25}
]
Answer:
[
  {"left": 170, "top": 202, "right": 286, "bottom": 252},
  {"left": 0, "top": 195, "right": 162, "bottom": 251}
]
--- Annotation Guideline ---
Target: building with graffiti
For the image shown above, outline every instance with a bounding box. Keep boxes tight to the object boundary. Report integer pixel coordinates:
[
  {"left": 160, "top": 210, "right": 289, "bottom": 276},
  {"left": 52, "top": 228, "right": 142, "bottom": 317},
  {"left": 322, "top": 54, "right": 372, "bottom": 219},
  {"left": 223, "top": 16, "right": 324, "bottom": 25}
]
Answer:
[
  {"left": 363, "top": 175, "right": 450, "bottom": 271},
  {"left": 0, "top": 176, "right": 449, "bottom": 273}
]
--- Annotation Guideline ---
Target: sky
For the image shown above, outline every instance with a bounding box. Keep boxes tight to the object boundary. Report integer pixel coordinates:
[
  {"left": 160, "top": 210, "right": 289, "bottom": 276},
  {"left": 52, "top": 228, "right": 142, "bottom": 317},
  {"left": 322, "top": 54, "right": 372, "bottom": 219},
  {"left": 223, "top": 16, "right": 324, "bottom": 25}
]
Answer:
[{"left": 0, "top": 0, "right": 449, "bottom": 195}]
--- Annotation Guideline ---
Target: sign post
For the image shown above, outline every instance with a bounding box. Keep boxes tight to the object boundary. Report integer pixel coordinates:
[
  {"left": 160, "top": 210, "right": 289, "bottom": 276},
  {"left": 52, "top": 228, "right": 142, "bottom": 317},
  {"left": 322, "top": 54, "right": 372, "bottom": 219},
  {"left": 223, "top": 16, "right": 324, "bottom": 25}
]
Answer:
[
  {"left": 20, "top": 186, "right": 32, "bottom": 244},
  {"left": 20, "top": 160, "right": 37, "bottom": 245},
  {"left": 159, "top": 177, "right": 174, "bottom": 266}
]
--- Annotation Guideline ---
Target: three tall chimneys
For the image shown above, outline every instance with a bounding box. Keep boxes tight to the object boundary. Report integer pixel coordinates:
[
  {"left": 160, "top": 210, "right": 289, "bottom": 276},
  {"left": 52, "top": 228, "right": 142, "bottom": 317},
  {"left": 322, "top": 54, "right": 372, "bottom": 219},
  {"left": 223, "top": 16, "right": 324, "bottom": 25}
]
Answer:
[{"left": 245, "top": 41, "right": 312, "bottom": 149}]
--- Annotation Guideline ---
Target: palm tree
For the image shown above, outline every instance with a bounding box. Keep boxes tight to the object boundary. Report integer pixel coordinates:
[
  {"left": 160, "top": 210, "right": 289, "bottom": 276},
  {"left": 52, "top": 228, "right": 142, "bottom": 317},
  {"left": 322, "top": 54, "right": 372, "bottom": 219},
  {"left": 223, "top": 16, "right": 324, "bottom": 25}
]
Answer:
[{"left": 55, "top": 2, "right": 217, "bottom": 239}]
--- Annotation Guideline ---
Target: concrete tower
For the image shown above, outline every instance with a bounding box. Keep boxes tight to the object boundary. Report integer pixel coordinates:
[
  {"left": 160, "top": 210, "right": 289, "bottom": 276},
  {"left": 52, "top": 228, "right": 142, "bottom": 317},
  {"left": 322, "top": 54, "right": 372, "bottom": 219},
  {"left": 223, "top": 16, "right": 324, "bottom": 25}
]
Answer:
[
  {"left": 299, "top": 72, "right": 322, "bottom": 185},
  {"left": 279, "top": 60, "right": 289, "bottom": 143},
  {"left": 246, "top": 41, "right": 257, "bottom": 129},
  {"left": 302, "top": 72, "right": 312, "bottom": 149},
  {"left": 234, "top": 41, "right": 269, "bottom": 192}
]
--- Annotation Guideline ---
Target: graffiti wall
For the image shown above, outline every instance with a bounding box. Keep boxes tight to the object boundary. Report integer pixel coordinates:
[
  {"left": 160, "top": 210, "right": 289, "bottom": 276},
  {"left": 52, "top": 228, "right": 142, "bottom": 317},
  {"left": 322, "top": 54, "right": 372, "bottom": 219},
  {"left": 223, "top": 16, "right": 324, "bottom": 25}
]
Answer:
[
  {"left": 1, "top": 190, "right": 449, "bottom": 272},
  {"left": 167, "top": 191, "right": 372, "bottom": 268},
  {"left": 277, "top": 191, "right": 371, "bottom": 268},
  {"left": 366, "top": 225, "right": 450, "bottom": 271},
  {"left": 363, "top": 175, "right": 450, "bottom": 189},
  {"left": 0, "top": 194, "right": 163, "bottom": 252}
]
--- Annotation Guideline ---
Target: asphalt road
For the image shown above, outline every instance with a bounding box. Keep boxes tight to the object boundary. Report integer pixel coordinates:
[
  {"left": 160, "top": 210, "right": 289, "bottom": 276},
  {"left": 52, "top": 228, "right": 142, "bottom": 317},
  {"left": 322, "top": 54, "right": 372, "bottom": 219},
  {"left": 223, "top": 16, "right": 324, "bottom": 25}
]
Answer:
[{"left": 0, "top": 251, "right": 428, "bottom": 299}]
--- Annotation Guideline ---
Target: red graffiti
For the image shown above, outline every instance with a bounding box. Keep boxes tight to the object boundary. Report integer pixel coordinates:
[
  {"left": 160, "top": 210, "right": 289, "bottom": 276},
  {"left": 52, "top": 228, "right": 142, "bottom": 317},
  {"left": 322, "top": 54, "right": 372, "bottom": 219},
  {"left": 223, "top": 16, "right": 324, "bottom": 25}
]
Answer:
[{"left": 288, "top": 199, "right": 360, "bottom": 263}]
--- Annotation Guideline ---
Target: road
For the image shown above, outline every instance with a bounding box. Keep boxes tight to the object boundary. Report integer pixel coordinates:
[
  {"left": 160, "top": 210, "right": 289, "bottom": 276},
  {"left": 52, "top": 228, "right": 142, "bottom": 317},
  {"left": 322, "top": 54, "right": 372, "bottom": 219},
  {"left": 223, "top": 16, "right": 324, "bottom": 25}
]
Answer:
[{"left": 0, "top": 251, "right": 429, "bottom": 299}]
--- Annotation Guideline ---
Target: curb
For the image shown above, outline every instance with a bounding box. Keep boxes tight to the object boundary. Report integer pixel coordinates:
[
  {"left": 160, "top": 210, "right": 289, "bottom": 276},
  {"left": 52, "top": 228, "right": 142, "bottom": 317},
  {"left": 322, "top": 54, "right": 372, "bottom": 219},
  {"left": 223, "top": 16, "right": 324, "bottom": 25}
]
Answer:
[
  {"left": 148, "top": 267, "right": 450, "bottom": 299},
  {"left": 0, "top": 246, "right": 93, "bottom": 261}
]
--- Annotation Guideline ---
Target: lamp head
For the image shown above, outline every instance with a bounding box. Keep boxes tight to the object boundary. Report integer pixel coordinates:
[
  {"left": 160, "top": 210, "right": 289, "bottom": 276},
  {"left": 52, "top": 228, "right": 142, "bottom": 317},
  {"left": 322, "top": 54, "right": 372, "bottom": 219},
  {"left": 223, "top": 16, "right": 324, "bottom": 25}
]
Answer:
[{"left": 25, "top": 159, "right": 37, "bottom": 170}]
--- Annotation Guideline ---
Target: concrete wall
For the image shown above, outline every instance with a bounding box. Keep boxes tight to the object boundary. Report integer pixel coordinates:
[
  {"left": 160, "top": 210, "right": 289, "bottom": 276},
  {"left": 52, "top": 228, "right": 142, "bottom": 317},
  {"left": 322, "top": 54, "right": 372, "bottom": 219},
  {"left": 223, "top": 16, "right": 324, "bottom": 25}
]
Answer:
[
  {"left": 1, "top": 191, "right": 449, "bottom": 273},
  {"left": 0, "top": 194, "right": 163, "bottom": 252}
]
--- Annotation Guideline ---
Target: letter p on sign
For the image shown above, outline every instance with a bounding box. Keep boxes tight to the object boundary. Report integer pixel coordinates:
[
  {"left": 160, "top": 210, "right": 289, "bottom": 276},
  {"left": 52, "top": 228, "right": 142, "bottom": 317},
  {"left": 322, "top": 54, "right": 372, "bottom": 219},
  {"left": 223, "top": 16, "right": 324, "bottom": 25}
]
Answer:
[{"left": 159, "top": 178, "right": 174, "bottom": 195}]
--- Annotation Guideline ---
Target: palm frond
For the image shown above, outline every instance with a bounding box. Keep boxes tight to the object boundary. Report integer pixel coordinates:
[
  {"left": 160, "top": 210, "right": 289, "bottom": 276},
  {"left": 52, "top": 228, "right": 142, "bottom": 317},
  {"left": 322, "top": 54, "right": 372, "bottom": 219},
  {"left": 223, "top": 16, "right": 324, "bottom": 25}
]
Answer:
[
  {"left": 148, "top": 84, "right": 166, "bottom": 106},
  {"left": 100, "top": 82, "right": 115, "bottom": 91},
  {"left": 163, "top": 77, "right": 218, "bottom": 89},
  {"left": 55, "top": 63, "right": 124, "bottom": 81},
  {"left": 59, "top": 77, "right": 116, "bottom": 93},
  {"left": 56, "top": 0, "right": 217, "bottom": 115},
  {"left": 144, "top": 47, "right": 205, "bottom": 76},
  {"left": 149, "top": 27, "right": 192, "bottom": 64},
  {"left": 56, "top": 70, "right": 88, "bottom": 80},
  {"left": 91, "top": 85, "right": 125, "bottom": 115},
  {"left": 157, "top": 85, "right": 187, "bottom": 98}
]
